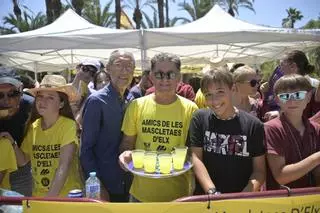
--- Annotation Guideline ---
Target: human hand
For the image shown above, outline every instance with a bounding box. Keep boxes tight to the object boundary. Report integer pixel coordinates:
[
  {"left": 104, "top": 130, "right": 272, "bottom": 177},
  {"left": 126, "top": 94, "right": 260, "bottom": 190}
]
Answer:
[
  {"left": 118, "top": 151, "right": 132, "bottom": 172},
  {"left": 263, "top": 111, "right": 280, "bottom": 122},
  {"left": 0, "top": 132, "right": 15, "bottom": 145}
]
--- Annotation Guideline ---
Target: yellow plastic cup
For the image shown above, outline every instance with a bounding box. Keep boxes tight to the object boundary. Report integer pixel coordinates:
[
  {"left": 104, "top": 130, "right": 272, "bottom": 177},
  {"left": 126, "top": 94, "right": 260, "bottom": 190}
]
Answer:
[
  {"left": 158, "top": 153, "right": 172, "bottom": 174},
  {"left": 144, "top": 151, "right": 157, "bottom": 173},
  {"left": 172, "top": 147, "right": 188, "bottom": 170},
  {"left": 131, "top": 149, "right": 145, "bottom": 169}
]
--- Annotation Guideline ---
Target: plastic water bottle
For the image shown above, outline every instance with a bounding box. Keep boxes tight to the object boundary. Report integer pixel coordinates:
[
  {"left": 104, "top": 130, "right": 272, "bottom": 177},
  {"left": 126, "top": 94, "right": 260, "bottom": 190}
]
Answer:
[{"left": 85, "top": 172, "right": 100, "bottom": 199}]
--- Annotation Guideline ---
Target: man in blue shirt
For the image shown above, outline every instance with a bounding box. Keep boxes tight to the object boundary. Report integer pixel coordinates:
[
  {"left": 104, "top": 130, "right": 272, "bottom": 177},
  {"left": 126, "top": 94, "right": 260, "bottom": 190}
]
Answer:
[
  {"left": 80, "top": 50, "right": 135, "bottom": 202},
  {"left": 0, "top": 68, "right": 34, "bottom": 196}
]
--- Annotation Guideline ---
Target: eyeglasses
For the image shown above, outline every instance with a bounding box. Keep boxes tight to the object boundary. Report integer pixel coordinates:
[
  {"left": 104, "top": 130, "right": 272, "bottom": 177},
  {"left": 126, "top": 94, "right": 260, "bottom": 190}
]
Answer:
[
  {"left": 0, "top": 90, "right": 21, "bottom": 99},
  {"left": 154, "top": 71, "right": 178, "bottom": 80},
  {"left": 277, "top": 91, "right": 307, "bottom": 103},
  {"left": 112, "top": 63, "right": 134, "bottom": 71},
  {"left": 82, "top": 66, "right": 97, "bottom": 74},
  {"left": 241, "top": 79, "right": 261, "bottom": 87}
]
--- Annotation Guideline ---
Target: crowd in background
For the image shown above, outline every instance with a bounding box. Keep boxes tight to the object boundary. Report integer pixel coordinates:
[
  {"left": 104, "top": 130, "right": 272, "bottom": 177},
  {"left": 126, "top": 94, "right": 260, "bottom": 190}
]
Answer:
[{"left": 0, "top": 49, "right": 320, "bottom": 202}]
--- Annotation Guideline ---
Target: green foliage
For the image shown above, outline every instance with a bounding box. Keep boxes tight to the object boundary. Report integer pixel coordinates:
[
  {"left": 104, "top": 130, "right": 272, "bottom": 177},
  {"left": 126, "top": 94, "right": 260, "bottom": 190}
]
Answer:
[
  {"left": 82, "top": 0, "right": 115, "bottom": 27},
  {"left": 282, "top": 7, "right": 303, "bottom": 28},
  {"left": 260, "top": 60, "right": 279, "bottom": 82},
  {"left": 222, "top": 0, "right": 255, "bottom": 17}
]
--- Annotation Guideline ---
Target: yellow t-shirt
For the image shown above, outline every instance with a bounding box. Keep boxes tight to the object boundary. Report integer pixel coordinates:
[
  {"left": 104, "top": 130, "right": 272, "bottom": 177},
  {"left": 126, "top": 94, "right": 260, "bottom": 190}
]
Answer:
[
  {"left": 21, "top": 116, "right": 83, "bottom": 197},
  {"left": 194, "top": 89, "right": 207, "bottom": 109},
  {"left": 0, "top": 138, "right": 17, "bottom": 190},
  {"left": 122, "top": 94, "right": 198, "bottom": 202}
]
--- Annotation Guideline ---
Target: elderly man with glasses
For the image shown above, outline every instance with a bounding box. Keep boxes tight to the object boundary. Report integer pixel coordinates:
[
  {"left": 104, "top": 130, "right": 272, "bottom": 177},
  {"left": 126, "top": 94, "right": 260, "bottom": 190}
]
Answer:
[
  {"left": 0, "top": 68, "right": 34, "bottom": 196},
  {"left": 80, "top": 50, "right": 135, "bottom": 202},
  {"left": 119, "top": 53, "right": 198, "bottom": 202}
]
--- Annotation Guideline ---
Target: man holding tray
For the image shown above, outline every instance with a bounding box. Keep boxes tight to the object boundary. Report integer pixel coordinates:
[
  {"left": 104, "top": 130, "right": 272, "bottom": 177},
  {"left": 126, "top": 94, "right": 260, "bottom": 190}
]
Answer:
[{"left": 119, "top": 53, "right": 198, "bottom": 202}]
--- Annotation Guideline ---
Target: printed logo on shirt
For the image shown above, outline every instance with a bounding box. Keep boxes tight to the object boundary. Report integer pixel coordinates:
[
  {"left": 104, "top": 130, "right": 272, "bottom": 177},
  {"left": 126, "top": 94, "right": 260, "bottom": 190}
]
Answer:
[
  {"left": 141, "top": 119, "right": 183, "bottom": 151},
  {"left": 204, "top": 131, "right": 249, "bottom": 157}
]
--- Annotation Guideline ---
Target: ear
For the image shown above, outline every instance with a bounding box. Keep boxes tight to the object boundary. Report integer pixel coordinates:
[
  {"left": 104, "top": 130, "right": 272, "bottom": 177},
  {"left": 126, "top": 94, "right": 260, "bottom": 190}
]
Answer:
[{"left": 59, "top": 101, "right": 65, "bottom": 109}]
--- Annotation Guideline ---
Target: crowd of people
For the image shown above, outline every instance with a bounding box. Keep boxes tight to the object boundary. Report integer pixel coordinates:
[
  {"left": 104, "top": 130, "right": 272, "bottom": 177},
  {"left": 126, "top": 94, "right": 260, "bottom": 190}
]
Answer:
[{"left": 0, "top": 49, "right": 319, "bottom": 202}]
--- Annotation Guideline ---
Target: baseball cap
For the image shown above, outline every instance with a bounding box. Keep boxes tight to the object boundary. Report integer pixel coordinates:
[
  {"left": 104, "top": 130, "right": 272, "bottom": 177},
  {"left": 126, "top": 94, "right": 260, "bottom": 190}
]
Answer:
[
  {"left": 0, "top": 68, "right": 23, "bottom": 89},
  {"left": 81, "top": 59, "right": 101, "bottom": 71}
]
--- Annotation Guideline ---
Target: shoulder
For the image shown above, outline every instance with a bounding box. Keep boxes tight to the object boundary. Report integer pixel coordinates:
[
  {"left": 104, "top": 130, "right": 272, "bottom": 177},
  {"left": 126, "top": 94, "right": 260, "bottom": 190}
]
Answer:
[
  {"left": 238, "top": 110, "right": 263, "bottom": 126},
  {"left": 192, "top": 108, "right": 212, "bottom": 119},
  {"left": 177, "top": 95, "right": 198, "bottom": 108}
]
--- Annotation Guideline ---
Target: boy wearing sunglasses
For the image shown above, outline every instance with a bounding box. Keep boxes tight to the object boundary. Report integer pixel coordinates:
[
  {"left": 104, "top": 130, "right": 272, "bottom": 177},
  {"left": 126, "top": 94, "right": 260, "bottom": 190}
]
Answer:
[
  {"left": 265, "top": 74, "right": 320, "bottom": 190},
  {"left": 0, "top": 68, "right": 34, "bottom": 196}
]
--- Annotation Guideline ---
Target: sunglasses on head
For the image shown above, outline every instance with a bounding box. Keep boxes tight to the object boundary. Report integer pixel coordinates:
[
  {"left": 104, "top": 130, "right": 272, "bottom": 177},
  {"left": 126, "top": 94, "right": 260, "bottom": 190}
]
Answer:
[
  {"left": 0, "top": 90, "right": 21, "bottom": 99},
  {"left": 154, "top": 71, "right": 178, "bottom": 80},
  {"left": 277, "top": 91, "right": 307, "bottom": 103}
]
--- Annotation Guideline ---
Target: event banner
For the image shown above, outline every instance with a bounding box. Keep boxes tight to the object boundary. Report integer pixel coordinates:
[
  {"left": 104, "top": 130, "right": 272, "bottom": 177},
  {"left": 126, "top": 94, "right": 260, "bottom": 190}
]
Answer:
[{"left": 23, "top": 195, "right": 320, "bottom": 213}]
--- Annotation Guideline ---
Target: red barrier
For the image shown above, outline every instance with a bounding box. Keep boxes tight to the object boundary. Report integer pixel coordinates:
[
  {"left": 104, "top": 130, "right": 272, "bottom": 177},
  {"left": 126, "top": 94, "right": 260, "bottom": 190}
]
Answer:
[
  {"left": 0, "top": 196, "right": 103, "bottom": 206},
  {"left": 175, "top": 187, "right": 320, "bottom": 202}
]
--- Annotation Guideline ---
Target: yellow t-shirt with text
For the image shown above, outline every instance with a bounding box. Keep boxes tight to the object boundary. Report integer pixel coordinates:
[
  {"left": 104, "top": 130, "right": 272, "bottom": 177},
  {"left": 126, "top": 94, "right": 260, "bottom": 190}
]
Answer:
[
  {"left": 122, "top": 94, "right": 198, "bottom": 202},
  {"left": 0, "top": 138, "right": 17, "bottom": 190},
  {"left": 21, "top": 116, "right": 83, "bottom": 197}
]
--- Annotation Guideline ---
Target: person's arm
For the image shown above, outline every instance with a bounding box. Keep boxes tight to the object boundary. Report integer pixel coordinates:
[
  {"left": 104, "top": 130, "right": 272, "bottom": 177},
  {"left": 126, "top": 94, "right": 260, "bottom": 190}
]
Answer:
[
  {"left": 242, "top": 154, "right": 266, "bottom": 192},
  {"left": 191, "top": 147, "right": 215, "bottom": 192},
  {"left": 80, "top": 97, "right": 101, "bottom": 178},
  {"left": 47, "top": 143, "right": 76, "bottom": 197},
  {"left": 313, "top": 165, "right": 320, "bottom": 186},
  {"left": 119, "top": 134, "right": 137, "bottom": 171},
  {"left": 267, "top": 151, "right": 320, "bottom": 185}
]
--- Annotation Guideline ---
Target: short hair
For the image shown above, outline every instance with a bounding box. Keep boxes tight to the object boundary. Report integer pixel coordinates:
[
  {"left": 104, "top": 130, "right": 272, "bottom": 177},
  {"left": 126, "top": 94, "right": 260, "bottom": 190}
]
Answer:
[
  {"left": 201, "top": 67, "right": 233, "bottom": 93},
  {"left": 229, "top": 63, "right": 245, "bottom": 73},
  {"left": 93, "top": 71, "right": 110, "bottom": 89},
  {"left": 150, "top": 53, "right": 181, "bottom": 72},
  {"left": 274, "top": 74, "right": 312, "bottom": 94},
  {"left": 233, "top": 65, "right": 256, "bottom": 83},
  {"left": 282, "top": 50, "right": 315, "bottom": 75},
  {"left": 107, "top": 50, "right": 135, "bottom": 67}
]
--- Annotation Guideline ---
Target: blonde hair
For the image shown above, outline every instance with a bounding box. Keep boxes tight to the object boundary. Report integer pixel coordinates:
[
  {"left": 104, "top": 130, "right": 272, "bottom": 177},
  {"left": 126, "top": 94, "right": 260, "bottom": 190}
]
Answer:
[{"left": 233, "top": 65, "right": 256, "bottom": 83}]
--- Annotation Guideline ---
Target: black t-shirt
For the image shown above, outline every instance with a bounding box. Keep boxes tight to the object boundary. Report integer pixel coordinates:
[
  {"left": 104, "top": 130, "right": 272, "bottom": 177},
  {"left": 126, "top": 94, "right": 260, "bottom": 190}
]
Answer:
[
  {"left": 188, "top": 108, "right": 265, "bottom": 193},
  {"left": 0, "top": 94, "right": 34, "bottom": 146}
]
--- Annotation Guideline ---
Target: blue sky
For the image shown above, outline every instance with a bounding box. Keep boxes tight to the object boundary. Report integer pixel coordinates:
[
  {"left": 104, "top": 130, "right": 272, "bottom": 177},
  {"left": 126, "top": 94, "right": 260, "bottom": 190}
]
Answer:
[{"left": 0, "top": 0, "right": 319, "bottom": 28}]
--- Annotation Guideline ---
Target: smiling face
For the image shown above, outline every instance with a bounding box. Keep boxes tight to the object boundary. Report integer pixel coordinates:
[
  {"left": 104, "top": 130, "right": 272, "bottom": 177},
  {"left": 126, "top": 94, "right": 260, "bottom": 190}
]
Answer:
[
  {"left": 36, "top": 91, "right": 61, "bottom": 117},
  {"left": 0, "top": 83, "right": 22, "bottom": 118},
  {"left": 204, "top": 82, "right": 235, "bottom": 119},
  {"left": 108, "top": 55, "right": 135, "bottom": 91},
  {"left": 151, "top": 60, "right": 180, "bottom": 95}
]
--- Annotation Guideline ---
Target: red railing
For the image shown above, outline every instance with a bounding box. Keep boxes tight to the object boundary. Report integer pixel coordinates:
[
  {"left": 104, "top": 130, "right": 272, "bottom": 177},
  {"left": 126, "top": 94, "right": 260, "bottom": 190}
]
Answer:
[{"left": 175, "top": 187, "right": 320, "bottom": 202}]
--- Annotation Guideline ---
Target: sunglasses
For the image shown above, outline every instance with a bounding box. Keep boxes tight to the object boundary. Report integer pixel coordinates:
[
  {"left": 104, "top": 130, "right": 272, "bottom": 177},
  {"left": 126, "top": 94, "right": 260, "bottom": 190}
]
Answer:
[
  {"left": 82, "top": 66, "right": 97, "bottom": 74},
  {"left": 0, "top": 90, "right": 21, "bottom": 99},
  {"left": 277, "top": 91, "right": 307, "bottom": 103},
  {"left": 242, "top": 79, "right": 260, "bottom": 87},
  {"left": 154, "top": 71, "right": 178, "bottom": 80}
]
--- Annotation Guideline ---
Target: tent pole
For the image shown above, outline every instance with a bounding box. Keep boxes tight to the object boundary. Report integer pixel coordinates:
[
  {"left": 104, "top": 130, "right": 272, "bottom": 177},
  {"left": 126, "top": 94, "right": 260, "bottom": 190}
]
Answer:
[
  {"left": 69, "top": 49, "right": 74, "bottom": 82},
  {"left": 139, "top": 29, "right": 146, "bottom": 72},
  {"left": 34, "top": 62, "right": 38, "bottom": 82}
]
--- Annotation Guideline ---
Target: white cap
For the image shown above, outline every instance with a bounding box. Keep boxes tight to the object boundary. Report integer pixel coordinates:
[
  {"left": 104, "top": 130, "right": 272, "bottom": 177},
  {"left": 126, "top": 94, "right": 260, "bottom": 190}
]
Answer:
[{"left": 81, "top": 59, "right": 101, "bottom": 71}]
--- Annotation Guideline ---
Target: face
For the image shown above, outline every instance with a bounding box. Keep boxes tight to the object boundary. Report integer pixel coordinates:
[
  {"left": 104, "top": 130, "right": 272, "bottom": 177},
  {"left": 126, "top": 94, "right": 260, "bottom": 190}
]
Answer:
[
  {"left": 95, "top": 73, "right": 110, "bottom": 90},
  {"left": 151, "top": 61, "right": 180, "bottom": 94},
  {"left": 235, "top": 73, "right": 261, "bottom": 97},
  {"left": 0, "top": 84, "right": 22, "bottom": 118},
  {"left": 108, "top": 55, "right": 135, "bottom": 90},
  {"left": 36, "top": 91, "right": 61, "bottom": 117},
  {"left": 141, "top": 74, "right": 153, "bottom": 90},
  {"left": 280, "top": 60, "right": 297, "bottom": 75},
  {"left": 204, "top": 82, "right": 234, "bottom": 119},
  {"left": 276, "top": 90, "right": 311, "bottom": 115},
  {"left": 79, "top": 65, "right": 97, "bottom": 83}
]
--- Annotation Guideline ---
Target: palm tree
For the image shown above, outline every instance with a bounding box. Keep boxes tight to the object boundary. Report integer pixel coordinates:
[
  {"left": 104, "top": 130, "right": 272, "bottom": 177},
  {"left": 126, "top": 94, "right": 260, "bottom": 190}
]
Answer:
[
  {"left": 165, "top": 0, "right": 175, "bottom": 27},
  {"left": 52, "top": 0, "right": 62, "bottom": 20},
  {"left": 71, "top": 0, "right": 84, "bottom": 16},
  {"left": 45, "top": 0, "right": 54, "bottom": 24},
  {"left": 82, "top": 0, "right": 115, "bottom": 27},
  {"left": 282, "top": 7, "right": 303, "bottom": 28},
  {"left": 12, "top": 0, "right": 22, "bottom": 20},
  {"left": 2, "top": 9, "right": 46, "bottom": 34},
  {"left": 222, "top": 0, "right": 255, "bottom": 17},
  {"left": 157, "top": 0, "right": 165, "bottom": 28},
  {"left": 124, "top": 0, "right": 154, "bottom": 29},
  {"left": 177, "top": 0, "right": 213, "bottom": 23},
  {"left": 115, "top": 0, "right": 121, "bottom": 28}
]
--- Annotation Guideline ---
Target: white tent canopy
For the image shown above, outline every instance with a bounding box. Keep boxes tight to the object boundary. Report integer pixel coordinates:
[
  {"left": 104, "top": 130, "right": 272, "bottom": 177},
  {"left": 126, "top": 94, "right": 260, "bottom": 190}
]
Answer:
[
  {"left": 0, "top": 9, "right": 142, "bottom": 72},
  {"left": 143, "top": 5, "right": 320, "bottom": 65},
  {"left": 0, "top": 6, "right": 319, "bottom": 73}
]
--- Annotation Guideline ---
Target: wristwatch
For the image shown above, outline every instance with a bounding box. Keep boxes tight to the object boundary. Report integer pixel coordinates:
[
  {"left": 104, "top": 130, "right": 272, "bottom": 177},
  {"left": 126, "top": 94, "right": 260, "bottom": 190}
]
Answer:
[{"left": 207, "top": 187, "right": 220, "bottom": 195}]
